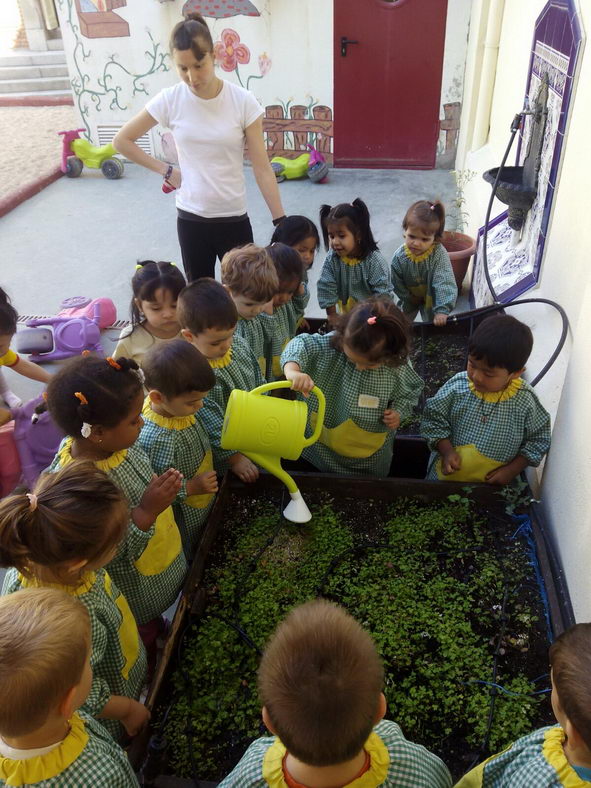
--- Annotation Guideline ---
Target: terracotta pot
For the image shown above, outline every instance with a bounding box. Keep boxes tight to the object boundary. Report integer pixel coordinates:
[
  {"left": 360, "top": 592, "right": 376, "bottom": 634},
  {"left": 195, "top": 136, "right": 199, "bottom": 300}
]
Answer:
[{"left": 441, "top": 231, "right": 477, "bottom": 292}]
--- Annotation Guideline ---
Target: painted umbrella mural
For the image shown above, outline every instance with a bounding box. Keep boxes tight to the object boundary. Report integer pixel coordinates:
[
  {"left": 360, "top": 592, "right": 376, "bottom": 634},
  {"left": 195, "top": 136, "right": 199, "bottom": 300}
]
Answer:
[{"left": 182, "top": 0, "right": 260, "bottom": 18}]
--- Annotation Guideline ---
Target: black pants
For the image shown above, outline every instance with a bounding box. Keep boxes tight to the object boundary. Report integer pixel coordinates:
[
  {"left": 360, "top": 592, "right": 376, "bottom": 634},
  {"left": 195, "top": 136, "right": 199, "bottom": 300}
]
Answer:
[{"left": 177, "top": 215, "right": 254, "bottom": 281}]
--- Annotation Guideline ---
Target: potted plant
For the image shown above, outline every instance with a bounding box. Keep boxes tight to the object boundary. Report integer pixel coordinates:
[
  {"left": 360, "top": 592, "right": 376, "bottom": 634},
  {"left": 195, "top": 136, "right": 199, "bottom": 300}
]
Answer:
[{"left": 442, "top": 169, "right": 477, "bottom": 292}]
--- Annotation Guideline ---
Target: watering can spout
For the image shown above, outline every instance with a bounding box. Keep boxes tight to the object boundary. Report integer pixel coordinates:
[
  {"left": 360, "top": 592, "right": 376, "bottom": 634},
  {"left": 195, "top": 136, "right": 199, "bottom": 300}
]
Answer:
[{"left": 221, "top": 381, "right": 325, "bottom": 523}]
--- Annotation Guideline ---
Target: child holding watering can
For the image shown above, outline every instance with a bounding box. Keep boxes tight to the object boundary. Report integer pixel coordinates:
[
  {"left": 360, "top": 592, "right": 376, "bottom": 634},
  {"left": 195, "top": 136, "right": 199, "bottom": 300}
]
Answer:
[{"left": 281, "top": 298, "right": 423, "bottom": 477}]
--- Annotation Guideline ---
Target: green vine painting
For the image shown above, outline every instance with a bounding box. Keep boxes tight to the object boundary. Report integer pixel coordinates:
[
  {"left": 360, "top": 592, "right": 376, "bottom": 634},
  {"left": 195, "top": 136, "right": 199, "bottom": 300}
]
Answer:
[{"left": 57, "top": 0, "right": 170, "bottom": 137}]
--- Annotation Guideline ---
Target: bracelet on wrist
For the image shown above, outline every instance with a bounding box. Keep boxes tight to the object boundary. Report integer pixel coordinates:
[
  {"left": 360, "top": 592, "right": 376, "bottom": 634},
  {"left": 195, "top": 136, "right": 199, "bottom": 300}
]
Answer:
[
  {"left": 272, "top": 215, "right": 286, "bottom": 227},
  {"left": 163, "top": 164, "right": 173, "bottom": 181}
]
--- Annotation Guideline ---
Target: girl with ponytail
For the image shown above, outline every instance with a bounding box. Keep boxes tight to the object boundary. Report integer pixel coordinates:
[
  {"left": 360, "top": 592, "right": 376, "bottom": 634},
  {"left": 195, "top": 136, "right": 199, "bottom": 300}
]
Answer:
[{"left": 317, "top": 198, "right": 393, "bottom": 325}]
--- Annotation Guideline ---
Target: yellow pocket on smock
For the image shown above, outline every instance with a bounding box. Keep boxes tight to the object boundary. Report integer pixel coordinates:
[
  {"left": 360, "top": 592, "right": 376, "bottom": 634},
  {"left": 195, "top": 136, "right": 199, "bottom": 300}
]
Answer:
[
  {"left": 185, "top": 450, "right": 215, "bottom": 509},
  {"left": 134, "top": 506, "right": 182, "bottom": 576},
  {"left": 310, "top": 412, "right": 386, "bottom": 459},
  {"left": 435, "top": 444, "right": 504, "bottom": 482},
  {"left": 337, "top": 296, "right": 357, "bottom": 314},
  {"left": 105, "top": 573, "right": 140, "bottom": 680}
]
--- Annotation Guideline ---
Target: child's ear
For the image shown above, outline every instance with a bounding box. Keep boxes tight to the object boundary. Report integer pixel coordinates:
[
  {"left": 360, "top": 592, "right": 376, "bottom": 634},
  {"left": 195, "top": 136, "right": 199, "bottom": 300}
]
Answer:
[
  {"left": 374, "top": 692, "right": 387, "bottom": 724},
  {"left": 65, "top": 558, "right": 89, "bottom": 574},
  {"left": 564, "top": 717, "right": 587, "bottom": 750},
  {"left": 181, "top": 328, "right": 195, "bottom": 343},
  {"left": 148, "top": 389, "right": 164, "bottom": 406},
  {"left": 509, "top": 367, "right": 525, "bottom": 381},
  {"left": 133, "top": 297, "right": 143, "bottom": 314},
  {"left": 87, "top": 424, "right": 105, "bottom": 445},
  {"left": 262, "top": 706, "right": 277, "bottom": 735},
  {"left": 57, "top": 685, "right": 78, "bottom": 720}
]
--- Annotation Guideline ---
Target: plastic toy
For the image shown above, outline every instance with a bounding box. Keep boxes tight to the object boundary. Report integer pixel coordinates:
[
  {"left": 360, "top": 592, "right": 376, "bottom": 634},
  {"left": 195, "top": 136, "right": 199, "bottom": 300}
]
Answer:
[
  {"left": 11, "top": 395, "right": 64, "bottom": 489},
  {"left": 59, "top": 128, "right": 124, "bottom": 180},
  {"left": 221, "top": 380, "right": 326, "bottom": 523},
  {"left": 306, "top": 143, "right": 329, "bottom": 183},
  {"left": 0, "top": 421, "right": 20, "bottom": 497},
  {"left": 271, "top": 152, "right": 310, "bottom": 183},
  {"left": 16, "top": 298, "right": 107, "bottom": 362},
  {"left": 58, "top": 296, "right": 116, "bottom": 330}
]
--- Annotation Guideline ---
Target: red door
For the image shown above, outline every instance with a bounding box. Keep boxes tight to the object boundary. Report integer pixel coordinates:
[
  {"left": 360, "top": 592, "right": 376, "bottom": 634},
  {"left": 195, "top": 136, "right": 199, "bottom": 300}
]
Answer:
[{"left": 334, "top": 0, "right": 448, "bottom": 168}]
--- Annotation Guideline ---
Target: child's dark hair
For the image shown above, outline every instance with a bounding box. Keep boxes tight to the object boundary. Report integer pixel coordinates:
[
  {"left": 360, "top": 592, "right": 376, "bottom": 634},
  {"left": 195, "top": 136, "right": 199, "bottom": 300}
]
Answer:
[
  {"left": 319, "top": 198, "right": 378, "bottom": 258},
  {"left": 549, "top": 623, "right": 591, "bottom": 751},
  {"left": 468, "top": 314, "right": 533, "bottom": 373},
  {"left": 177, "top": 278, "right": 238, "bottom": 335},
  {"left": 46, "top": 355, "right": 143, "bottom": 437},
  {"left": 259, "top": 599, "right": 384, "bottom": 766},
  {"left": 143, "top": 339, "right": 215, "bottom": 397},
  {"left": 170, "top": 12, "right": 213, "bottom": 60},
  {"left": 130, "top": 261, "right": 186, "bottom": 326},
  {"left": 271, "top": 215, "right": 320, "bottom": 252},
  {"left": 402, "top": 200, "right": 446, "bottom": 241},
  {"left": 331, "top": 297, "right": 411, "bottom": 367},
  {"left": 0, "top": 461, "right": 128, "bottom": 584},
  {"left": 266, "top": 243, "right": 304, "bottom": 288},
  {"left": 0, "top": 287, "right": 18, "bottom": 336}
]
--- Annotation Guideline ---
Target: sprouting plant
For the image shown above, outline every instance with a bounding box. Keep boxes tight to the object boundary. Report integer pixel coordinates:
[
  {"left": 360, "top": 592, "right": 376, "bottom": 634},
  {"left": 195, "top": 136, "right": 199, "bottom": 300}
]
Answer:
[
  {"left": 498, "top": 478, "right": 531, "bottom": 515},
  {"left": 449, "top": 169, "right": 477, "bottom": 234}
]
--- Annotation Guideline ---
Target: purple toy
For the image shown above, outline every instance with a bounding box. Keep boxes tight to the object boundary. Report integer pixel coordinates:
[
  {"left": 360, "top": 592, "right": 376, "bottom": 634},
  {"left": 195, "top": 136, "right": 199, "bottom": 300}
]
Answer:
[
  {"left": 16, "top": 299, "right": 105, "bottom": 362},
  {"left": 307, "top": 143, "right": 329, "bottom": 183},
  {"left": 10, "top": 395, "right": 65, "bottom": 488}
]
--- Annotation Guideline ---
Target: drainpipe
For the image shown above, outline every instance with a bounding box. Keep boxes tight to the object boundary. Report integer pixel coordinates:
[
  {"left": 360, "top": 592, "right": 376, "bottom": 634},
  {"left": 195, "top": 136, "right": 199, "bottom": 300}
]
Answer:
[{"left": 472, "top": 0, "right": 506, "bottom": 149}]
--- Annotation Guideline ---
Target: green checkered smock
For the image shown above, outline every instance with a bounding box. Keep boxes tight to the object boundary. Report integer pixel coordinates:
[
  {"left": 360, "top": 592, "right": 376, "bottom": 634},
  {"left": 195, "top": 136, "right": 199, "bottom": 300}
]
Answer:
[
  {"left": 421, "top": 372, "right": 551, "bottom": 482},
  {"left": 454, "top": 726, "right": 588, "bottom": 787},
  {"left": 48, "top": 438, "right": 187, "bottom": 625},
  {"left": 317, "top": 250, "right": 393, "bottom": 313},
  {"left": 391, "top": 243, "right": 457, "bottom": 322},
  {"left": 0, "top": 711, "right": 139, "bottom": 787},
  {"left": 217, "top": 720, "right": 452, "bottom": 788},
  {"left": 2, "top": 570, "right": 146, "bottom": 742},
  {"left": 138, "top": 399, "right": 216, "bottom": 558},
  {"left": 235, "top": 315, "right": 271, "bottom": 378},
  {"left": 280, "top": 333, "right": 423, "bottom": 476},
  {"left": 207, "top": 334, "right": 265, "bottom": 414},
  {"left": 260, "top": 303, "right": 302, "bottom": 382}
]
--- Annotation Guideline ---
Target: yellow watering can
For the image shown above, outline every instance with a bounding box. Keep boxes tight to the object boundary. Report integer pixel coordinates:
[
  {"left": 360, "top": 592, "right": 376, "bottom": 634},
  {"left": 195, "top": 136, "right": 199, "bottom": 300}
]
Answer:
[{"left": 221, "top": 381, "right": 326, "bottom": 523}]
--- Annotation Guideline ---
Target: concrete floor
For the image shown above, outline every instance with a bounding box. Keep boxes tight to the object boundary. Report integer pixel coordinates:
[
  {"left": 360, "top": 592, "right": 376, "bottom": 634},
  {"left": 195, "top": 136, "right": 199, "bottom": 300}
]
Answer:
[{"left": 1, "top": 162, "right": 456, "bottom": 403}]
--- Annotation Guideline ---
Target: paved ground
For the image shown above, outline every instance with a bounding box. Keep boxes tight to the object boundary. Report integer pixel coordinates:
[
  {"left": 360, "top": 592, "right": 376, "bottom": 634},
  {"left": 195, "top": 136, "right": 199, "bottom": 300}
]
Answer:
[{"left": 1, "top": 162, "right": 456, "bottom": 403}]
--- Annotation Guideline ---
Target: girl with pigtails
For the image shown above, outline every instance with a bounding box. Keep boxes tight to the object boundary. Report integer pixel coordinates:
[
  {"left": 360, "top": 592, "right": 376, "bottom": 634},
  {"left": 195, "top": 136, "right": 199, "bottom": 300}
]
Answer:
[
  {"left": 390, "top": 199, "right": 457, "bottom": 325},
  {"left": 316, "top": 198, "right": 393, "bottom": 325}
]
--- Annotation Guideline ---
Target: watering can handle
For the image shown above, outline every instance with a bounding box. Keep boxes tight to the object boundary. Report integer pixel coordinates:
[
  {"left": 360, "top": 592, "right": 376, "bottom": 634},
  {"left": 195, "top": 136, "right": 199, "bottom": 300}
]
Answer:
[{"left": 249, "top": 381, "right": 326, "bottom": 448}]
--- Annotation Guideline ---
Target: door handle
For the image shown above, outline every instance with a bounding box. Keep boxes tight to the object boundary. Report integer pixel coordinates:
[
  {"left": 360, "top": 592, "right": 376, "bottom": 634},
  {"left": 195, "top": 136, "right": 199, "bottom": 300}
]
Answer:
[{"left": 340, "top": 36, "right": 359, "bottom": 57}]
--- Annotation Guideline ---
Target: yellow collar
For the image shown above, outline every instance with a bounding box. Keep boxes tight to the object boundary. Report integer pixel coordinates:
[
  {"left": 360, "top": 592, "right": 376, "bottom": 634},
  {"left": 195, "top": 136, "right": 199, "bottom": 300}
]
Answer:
[
  {"left": 18, "top": 571, "right": 98, "bottom": 597},
  {"left": 468, "top": 377, "right": 522, "bottom": 402},
  {"left": 142, "top": 397, "right": 196, "bottom": 430},
  {"left": 208, "top": 347, "right": 233, "bottom": 368},
  {"left": 59, "top": 437, "right": 127, "bottom": 471},
  {"left": 0, "top": 713, "right": 88, "bottom": 784},
  {"left": 542, "top": 726, "right": 588, "bottom": 787},
  {"left": 340, "top": 255, "right": 362, "bottom": 267},
  {"left": 404, "top": 244, "right": 435, "bottom": 263},
  {"left": 262, "top": 732, "right": 389, "bottom": 788}
]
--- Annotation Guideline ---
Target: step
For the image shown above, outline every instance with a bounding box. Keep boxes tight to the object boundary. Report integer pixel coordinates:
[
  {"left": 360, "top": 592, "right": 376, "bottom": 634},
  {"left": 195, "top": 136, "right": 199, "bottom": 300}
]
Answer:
[
  {"left": 0, "top": 50, "right": 67, "bottom": 68},
  {"left": 0, "top": 75, "right": 71, "bottom": 94},
  {"left": 0, "top": 63, "right": 69, "bottom": 81}
]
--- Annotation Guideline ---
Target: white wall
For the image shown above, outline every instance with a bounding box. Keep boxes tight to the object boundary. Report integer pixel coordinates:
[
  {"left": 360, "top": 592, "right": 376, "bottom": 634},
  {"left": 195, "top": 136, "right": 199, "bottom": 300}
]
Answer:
[
  {"left": 456, "top": 0, "right": 590, "bottom": 618},
  {"left": 438, "top": 0, "right": 472, "bottom": 167}
]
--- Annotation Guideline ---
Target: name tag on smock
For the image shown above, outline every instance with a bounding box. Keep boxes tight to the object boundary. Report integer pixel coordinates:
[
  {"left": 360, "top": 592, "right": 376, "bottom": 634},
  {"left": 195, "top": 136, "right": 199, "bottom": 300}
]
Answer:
[{"left": 358, "top": 394, "right": 380, "bottom": 409}]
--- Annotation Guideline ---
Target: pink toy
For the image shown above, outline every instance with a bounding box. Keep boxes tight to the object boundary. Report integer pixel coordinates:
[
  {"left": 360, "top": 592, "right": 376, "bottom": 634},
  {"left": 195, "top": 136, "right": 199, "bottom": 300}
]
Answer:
[
  {"left": 0, "top": 421, "right": 20, "bottom": 497},
  {"left": 58, "top": 296, "right": 116, "bottom": 330},
  {"left": 10, "top": 395, "right": 64, "bottom": 489},
  {"left": 16, "top": 299, "right": 106, "bottom": 362}
]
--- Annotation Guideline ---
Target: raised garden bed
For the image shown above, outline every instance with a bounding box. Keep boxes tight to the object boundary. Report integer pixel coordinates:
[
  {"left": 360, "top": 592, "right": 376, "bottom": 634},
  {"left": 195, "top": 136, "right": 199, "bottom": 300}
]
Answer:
[{"left": 132, "top": 472, "right": 572, "bottom": 787}]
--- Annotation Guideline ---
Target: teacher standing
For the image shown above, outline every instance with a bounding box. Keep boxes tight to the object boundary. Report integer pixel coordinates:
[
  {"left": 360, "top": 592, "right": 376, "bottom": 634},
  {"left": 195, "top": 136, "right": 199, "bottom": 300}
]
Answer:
[{"left": 114, "top": 13, "right": 285, "bottom": 282}]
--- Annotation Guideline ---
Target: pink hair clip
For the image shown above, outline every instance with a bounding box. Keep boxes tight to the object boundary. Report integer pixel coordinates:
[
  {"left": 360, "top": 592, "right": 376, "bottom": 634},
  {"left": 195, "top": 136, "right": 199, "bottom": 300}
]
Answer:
[
  {"left": 367, "top": 316, "right": 377, "bottom": 325},
  {"left": 429, "top": 204, "right": 435, "bottom": 210}
]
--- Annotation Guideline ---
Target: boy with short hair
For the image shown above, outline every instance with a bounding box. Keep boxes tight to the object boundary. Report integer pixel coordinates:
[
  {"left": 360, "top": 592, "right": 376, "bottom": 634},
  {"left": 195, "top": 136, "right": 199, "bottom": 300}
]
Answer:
[
  {"left": 177, "top": 278, "right": 263, "bottom": 483},
  {"left": 455, "top": 623, "right": 591, "bottom": 787},
  {"left": 220, "top": 244, "right": 278, "bottom": 377},
  {"left": 218, "top": 599, "right": 452, "bottom": 787},
  {"left": 0, "top": 587, "right": 139, "bottom": 787},
  {"left": 421, "top": 314, "right": 551, "bottom": 485}
]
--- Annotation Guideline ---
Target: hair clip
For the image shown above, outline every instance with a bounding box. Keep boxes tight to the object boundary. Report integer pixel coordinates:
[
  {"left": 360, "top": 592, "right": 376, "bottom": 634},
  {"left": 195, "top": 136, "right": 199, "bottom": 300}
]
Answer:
[
  {"left": 135, "top": 264, "right": 143, "bottom": 270},
  {"left": 136, "top": 367, "right": 146, "bottom": 385},
  {"left": 81, "top": 422, "right": 93, "bottom": 439},
  {"left": 106, "top": 357, "right": 122, "bottom": 371},
  {"left": 74, "top": 391, "right": 88, "bottom": 406},
  {"left": 42, "top": 391, "right": 48, "bottom": 401},
  {"left": 26, "top": 493, "right": 38, "bottom": 511},
  {"left": 81, "top": 349, "right": 91, "bottom": 357},
  {"left": 367, "top": 316, "right": 377, "bottom": 325},
  {"left": 429, "top": 204, "right": 435, "bottom": 210}
]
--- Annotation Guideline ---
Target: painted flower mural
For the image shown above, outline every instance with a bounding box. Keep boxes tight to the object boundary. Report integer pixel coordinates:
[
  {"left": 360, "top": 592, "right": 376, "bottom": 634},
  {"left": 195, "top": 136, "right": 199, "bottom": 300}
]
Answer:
[
  {"left": 182, "top": 0, "right": 260, "bottom": 19},
  {"left": 214, "top": 29, "right": 250, "bottom": 72}
]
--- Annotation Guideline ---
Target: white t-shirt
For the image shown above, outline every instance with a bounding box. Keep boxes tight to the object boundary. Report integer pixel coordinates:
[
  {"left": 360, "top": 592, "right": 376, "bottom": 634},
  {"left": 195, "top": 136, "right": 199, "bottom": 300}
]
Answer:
[{"left": 146, "top": 80, "right": 263, "bottom": 218}]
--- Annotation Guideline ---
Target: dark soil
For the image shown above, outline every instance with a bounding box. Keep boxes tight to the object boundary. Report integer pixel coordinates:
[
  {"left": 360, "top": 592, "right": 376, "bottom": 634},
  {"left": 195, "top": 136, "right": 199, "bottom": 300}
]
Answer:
[{"left": 156, "top": 490, "right": 554, "bottom": 783}]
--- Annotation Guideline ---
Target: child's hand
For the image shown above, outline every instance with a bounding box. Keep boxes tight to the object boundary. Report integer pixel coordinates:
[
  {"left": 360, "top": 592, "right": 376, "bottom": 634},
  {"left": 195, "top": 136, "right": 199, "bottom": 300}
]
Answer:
[
  {"left": 441, "top": 450, "right": 462, "bottom": 475},
  {"left": 298, "top": 318, "right": 310, "bottom": 332},
  {"left": 121, "top": 700, "right": 151, "bottom": 737},
  {"left": 433, "top": 313, "right": 448, "bottom": 326},
  {"left": 134, "top": 469, "right": 182, "bottom": 529},
  {"left": 327, "top": 312, "right": 339, "bottom": 327},
  {"left": 382, "top": 409, "right": 401, "bottom": 430},
  {"left": 188, "top": 470, "right": 218, "bottom": 496},
  {"left": 485, "top": 465, "right": 518, "bottom": 486},
  {"left": 296, "top": 283, "right": 305, "bottom": 296},
  {"left": 229, "top": 453, "right": 259, "bottom": 483},
  {"left": 286, "top": 371, "right": 314, "bottom": 397}
]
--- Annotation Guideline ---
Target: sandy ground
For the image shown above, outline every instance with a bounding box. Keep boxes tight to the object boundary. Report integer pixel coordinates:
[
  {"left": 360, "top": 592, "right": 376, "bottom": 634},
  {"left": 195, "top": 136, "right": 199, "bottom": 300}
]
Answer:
[{"left": 0, "top": 104, "right": 78, "bottom": 201}]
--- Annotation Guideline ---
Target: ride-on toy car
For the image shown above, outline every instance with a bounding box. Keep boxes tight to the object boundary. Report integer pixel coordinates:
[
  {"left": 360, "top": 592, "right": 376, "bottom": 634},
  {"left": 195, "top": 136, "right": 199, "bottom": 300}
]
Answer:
[{"left": 59, "top": 128, "right": 124, "bottom": 179}]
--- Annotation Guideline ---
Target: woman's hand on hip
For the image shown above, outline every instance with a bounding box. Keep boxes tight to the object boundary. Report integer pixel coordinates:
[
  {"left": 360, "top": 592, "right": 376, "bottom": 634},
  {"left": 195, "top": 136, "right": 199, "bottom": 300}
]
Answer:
[{"left": 165, "top": 166, "right": 182, "bottom": 190}]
